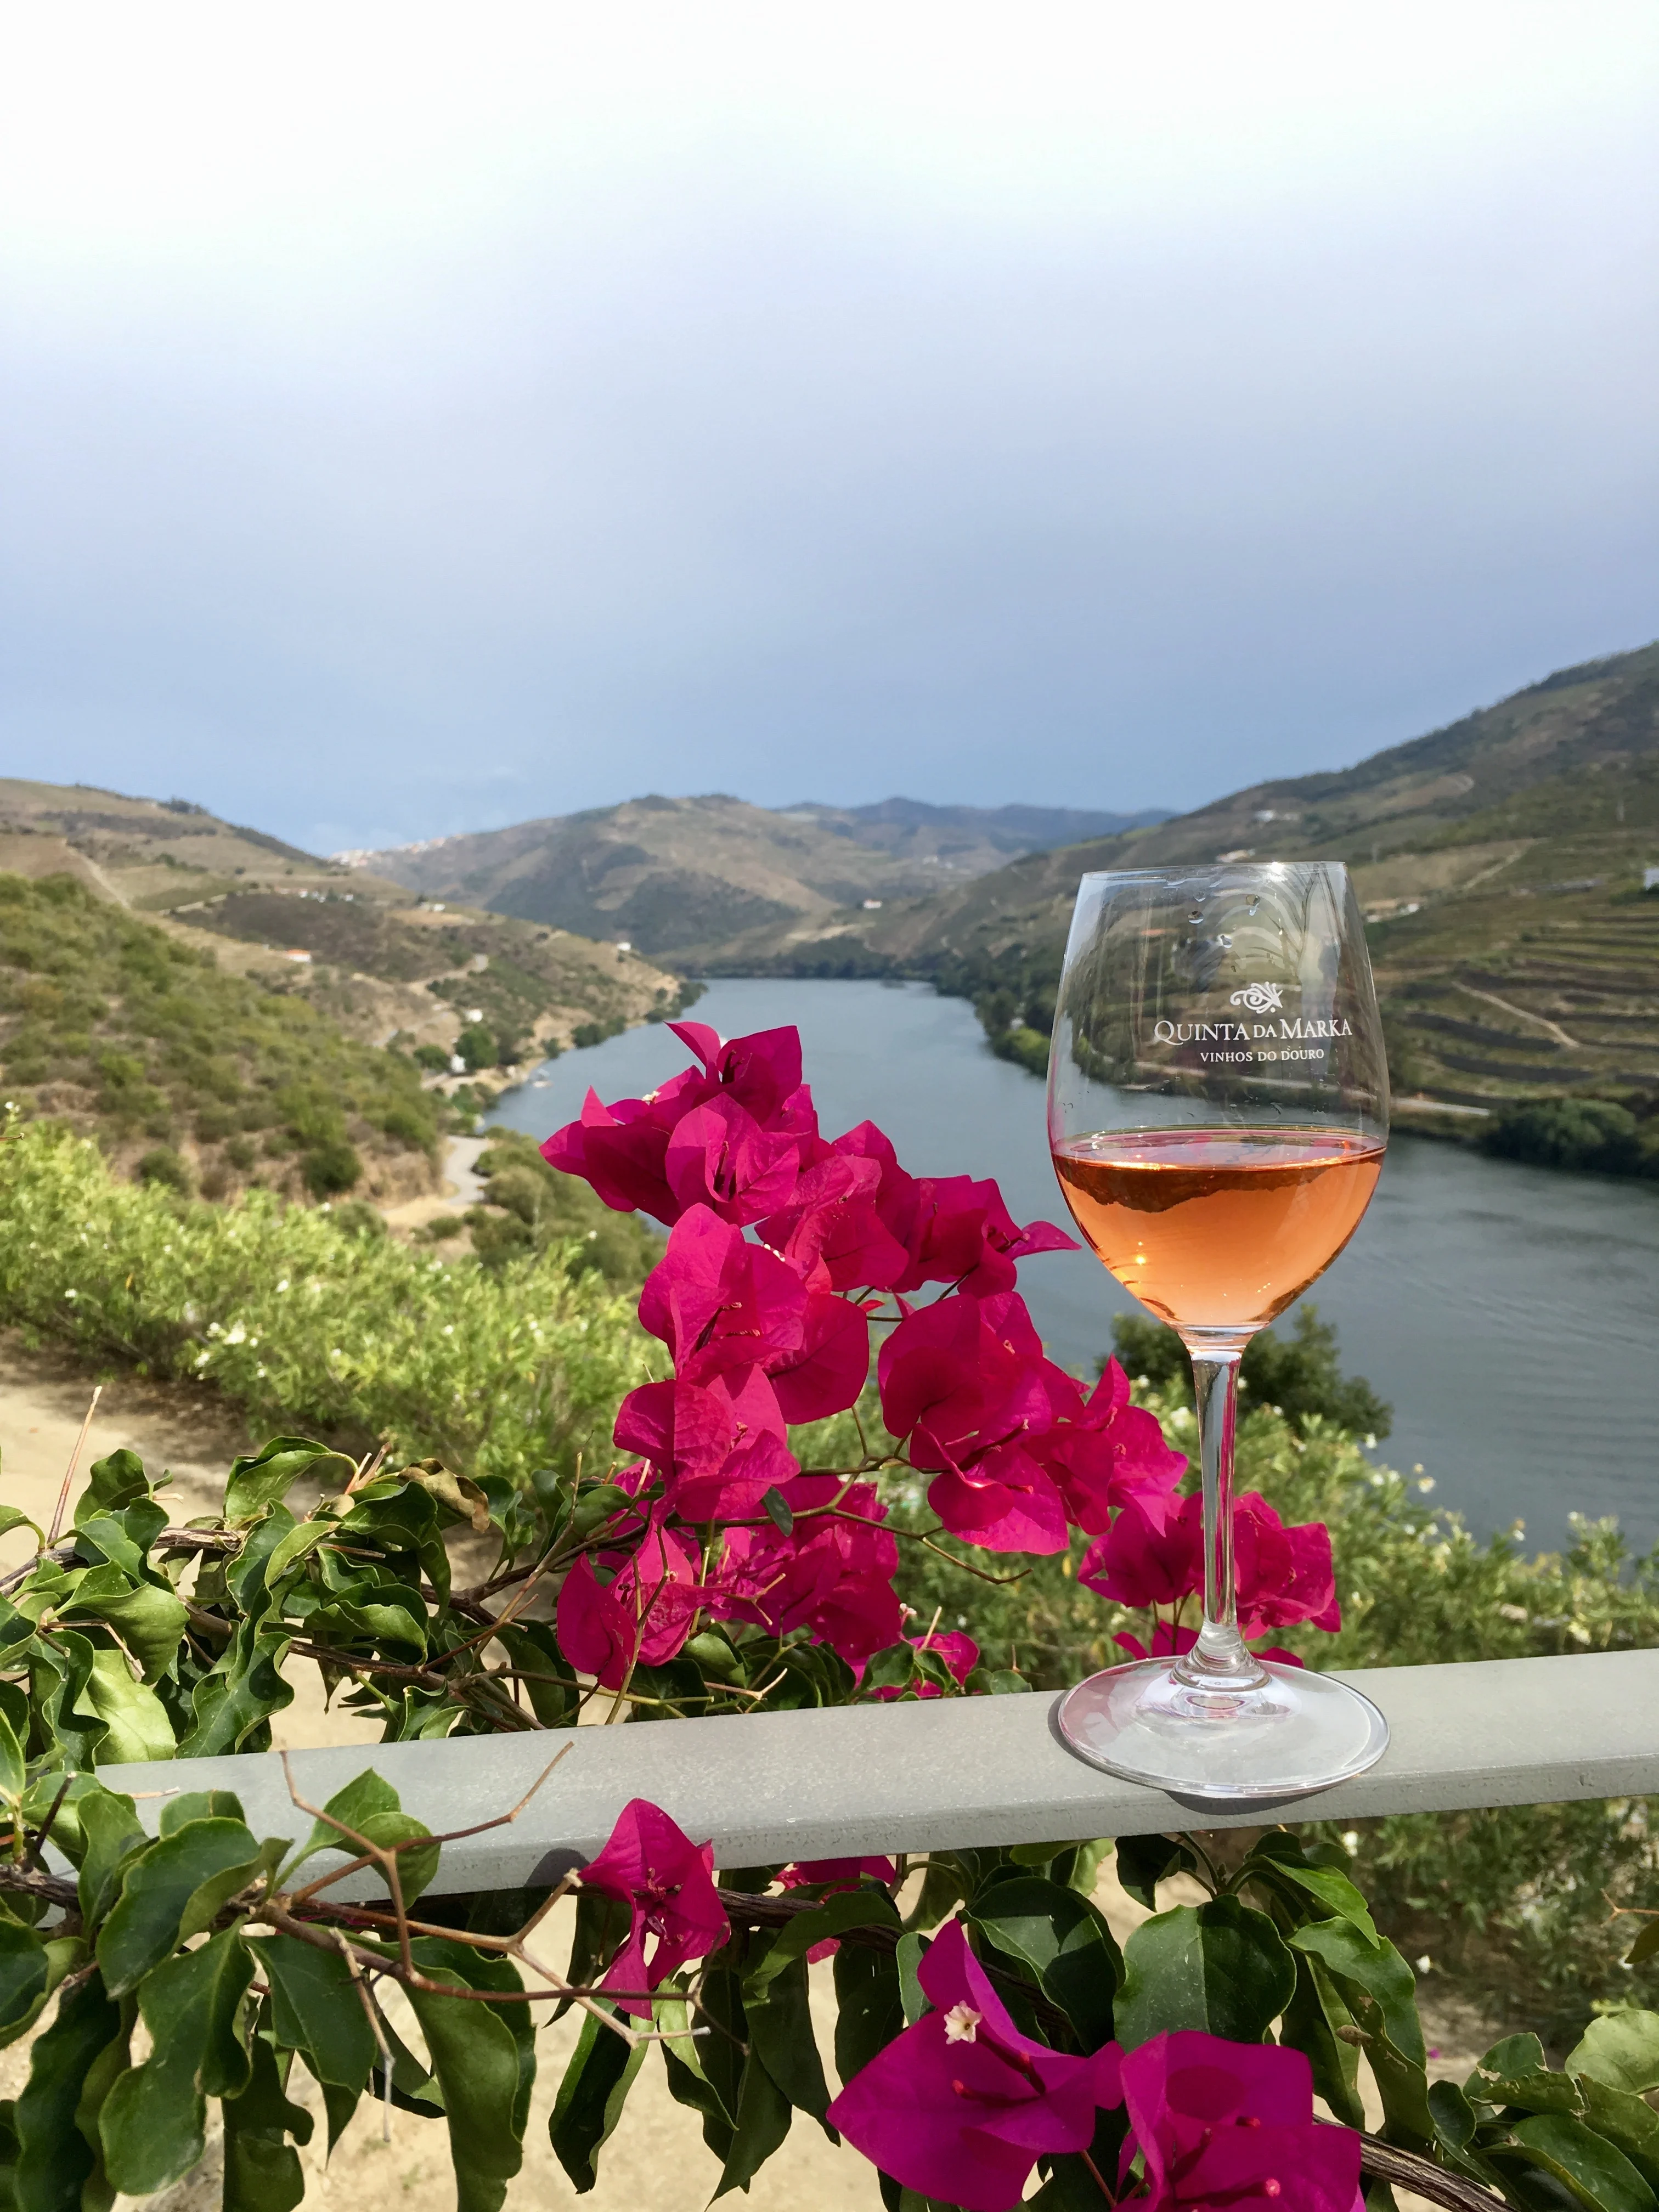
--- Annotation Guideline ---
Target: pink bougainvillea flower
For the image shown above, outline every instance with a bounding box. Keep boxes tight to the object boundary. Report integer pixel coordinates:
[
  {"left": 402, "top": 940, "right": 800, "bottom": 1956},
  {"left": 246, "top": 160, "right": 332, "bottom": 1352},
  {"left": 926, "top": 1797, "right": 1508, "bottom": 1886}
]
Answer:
[
  {"left": 890, "top": 1174, "right": 1076, "bottom": 1300},
  {"left": 711, "top": 1480, "right": 902, "bottom": 1664},
  {"left": 556, "top": 1513, "right": 703, "bottom": 1689},
  {"left": 1111, "top": 1621, "right": 1305, "bottom": 1669},
  {"left": 664, "top": 1095, "right": 804, "bottom": 1225},
  {"left": 542, "top": 1024, "right": 820, "bottom": 1227},
  {"left": 612, "top": 1369, "right": 801, "bottom": 1520},
  {"left": 1232, "top": 1492, "right": 1341, "bottom": 1637},
  {"left": 778, "top": 1855, "right": 897, "bottom": 1893},
  {"left": 541, "top": 1088, "right": 680, "bottom": 1221},
  {"left": 757, "top": 1150, "right": 910, "bottom": 1294},
  {"left": 764, "top": 1286, "right": 872, "bottom": 1423},
  {"left": 827, "top": 1918, "right": 1121, "bottom": 2212},
  {"left": 1029, "top": 1359, "right": 1188, "bottom": 1535},
  {"left": 1081, "top": 1491, "right": 1339, "bottom": 1640},
  {"left": 579, "top": 1798, "right": 730, "bottom": 2016},
  {"left": 637, "top": 1205, "right": 808, "bottom": 1386},
  {"left": 1119, "top": 2032, "right": 1360, "bottom": 2212},
  {"left": 1078, "top": 1494, "right": 1202, "bottom": 1611},
  {"left": 877, "top": 1291, "right": 1071, "bottom": 1553}
]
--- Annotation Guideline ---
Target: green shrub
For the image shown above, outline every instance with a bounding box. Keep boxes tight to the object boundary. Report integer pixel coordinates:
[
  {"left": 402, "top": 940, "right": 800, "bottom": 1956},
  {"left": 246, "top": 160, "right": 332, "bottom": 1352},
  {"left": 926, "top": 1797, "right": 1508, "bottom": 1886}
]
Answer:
[
  {"left": 328, "top": 1198, "right": 387, "bottom": 1238},
  {"left": 412, "top": 1041, "right": 450, "bottom": 1072},
  {"left": 1483, "top": 1096, "right": 1644, "bottom": 1175},
  {"left": 473, "top": 1128, "right": 663, "bottom": 1284},
  {"left": 134, "top": 1145, "right": 191, "bottom": 1194},
  {"left": 224, "top": 1135, "right": 257, "bottom": 1171},
  {"left": 194, "top": 1103, "right": 238, "bottom": 1142},
  {"left": 301, "top": 1137, "right": 361, "bottom": 1197},
  {"left": 0, "top": 1114, "right": 654, "bottom": 1487},
  {"left": 454, "top": 1022, "right": 498, "bottom": 1071}
]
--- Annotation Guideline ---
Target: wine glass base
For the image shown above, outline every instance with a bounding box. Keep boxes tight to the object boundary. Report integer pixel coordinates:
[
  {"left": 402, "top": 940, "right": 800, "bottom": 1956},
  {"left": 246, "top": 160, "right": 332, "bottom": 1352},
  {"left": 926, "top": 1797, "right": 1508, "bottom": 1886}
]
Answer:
[{"left": 1055, "top": 1658, "right": 1388, "bottom": 1802}]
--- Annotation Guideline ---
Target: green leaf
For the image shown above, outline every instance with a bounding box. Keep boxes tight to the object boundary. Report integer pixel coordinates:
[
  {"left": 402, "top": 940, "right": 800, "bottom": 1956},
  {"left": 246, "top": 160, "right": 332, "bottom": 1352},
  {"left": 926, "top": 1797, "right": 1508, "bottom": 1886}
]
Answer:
[
  {"left": 1239, "top": 1833, "right": 1379, "bottom": 1939},
  {"left": 74, "top": 1452, "right": 149, "bottom": 1526},
  {"left": 832, "top": 1941, "right": 903, "bottom": 2090},
  {"left": 653, "top": 1977, "right": 732, "bottom": 2151},
  {"left": 14, "top": 1971, "right": 123, "bottom": 2212},
  {"left": 260, "top": 1518, "right": 337, "bottom": 1584},
  {"left": 0, "top": 1928, "right": 47, "bottom": 2049},
  {"left": 1494, "top": 2114, "right": 1657, "bottom": 2212},
  {"left": 1291, "top": 1918, "right": 1433, "bottom": 2146},
  {"left": 1569, "top": 2013, "right": 1659, "bottom": 2097},
  {"left": 221, "top": 2020, "right": 312, "bottom": 2212},
  {"left": 1578, "top": 2079, "right": 1659, "bottom": 2197},
  {"left": 743, "top": 1944, "right": 831, "bottom": 2124},
  {"left": 896, "top": 1932, "right": 929, "bottom": 2027},
  {"left": 550, "top": 2007, "right": 645, "bottom": 2196},
  {"left": 278, "top": 1768, "right": 438, "bottom": 1904},
  {"left": 746, "top": 1889, "right": 900, "bottom": 1990},
  {"left": 0, "top": 1716, "right": 21, "bottom": 1810},
  {"left": 159, "top": 1788, "right": 248, "bottom": 1836},
  {"left": 562, "top": 1887, "right": 630, "bottom": 2006},
  {"left": 1429, "top": 2079, "right": 1479, "bottom": 2153},
  {"left": 223, "top": 1438, "right": 349, "bottom": 1528},
  {"left": 1114, "top": 1833, "right": 1201, "bottom": 1912},
  {"left": 99, "top": 1927, "right": 254, "bottom": 2196},
  {"left": 967, "top": 1876, "right": 1121, "bottom": 2052},
  {"left": 63, "top": 1581, "right": 188, "bottom": 1684},
  {"left": 1116, "top": 1898, "right": 1295, "bottom": 2051},
  {"left": 1466, "top": 2034, "right": 1585, "bottom": 2117},
  {"left": 404, "top": 1945, "right": 531, "bottom": 2212},
  {"left": 1279, "top": 1945, "right": 1364, "bottom": 2130},
  {"left": 246, "top": 1936, "right": 377, "bottom": 2108},
  {"left": 177, "top": 1615, "right": 295, "bottom": 1756},
  {"left": 95, "top": 1816, "right": 263, "bottom": 1994},
  {"left": 74, "top": 1787, "right": 148, "bottom": 1928},
  {"left": 0, "top": 1505, "right": 43, "bottom": 1550},
  {"left": 1628, "top": 1923, "right": 1659, "bottom": 1968},
  {"left": 78, "top": 1649, "right": 176, "bottom": 1764},
  {"left": 713, "top": 2049, "right": 793, "bottom": 2200}
]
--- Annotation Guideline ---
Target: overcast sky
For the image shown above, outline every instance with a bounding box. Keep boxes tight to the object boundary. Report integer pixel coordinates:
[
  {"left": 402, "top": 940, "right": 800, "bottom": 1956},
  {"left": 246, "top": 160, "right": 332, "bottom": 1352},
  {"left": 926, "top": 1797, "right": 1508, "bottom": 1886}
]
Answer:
[{"left": 2, "top": 4, "right": 1655, "bottom": 855}]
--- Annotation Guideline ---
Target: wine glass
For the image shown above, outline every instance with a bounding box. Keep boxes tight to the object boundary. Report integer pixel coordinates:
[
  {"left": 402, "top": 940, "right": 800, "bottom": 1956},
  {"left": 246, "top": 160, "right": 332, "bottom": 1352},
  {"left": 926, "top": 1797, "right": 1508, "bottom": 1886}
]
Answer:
[{"left": 1046, "top": 861, "right": 1390, "bottom": 1799}]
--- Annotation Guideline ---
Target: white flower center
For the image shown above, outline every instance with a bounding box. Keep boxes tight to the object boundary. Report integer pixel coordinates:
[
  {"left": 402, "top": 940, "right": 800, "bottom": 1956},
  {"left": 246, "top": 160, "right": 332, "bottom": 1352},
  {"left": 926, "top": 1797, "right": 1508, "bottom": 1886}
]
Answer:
[{"left": 943, "top": 2003, "right": 982, "bottom": 2044}]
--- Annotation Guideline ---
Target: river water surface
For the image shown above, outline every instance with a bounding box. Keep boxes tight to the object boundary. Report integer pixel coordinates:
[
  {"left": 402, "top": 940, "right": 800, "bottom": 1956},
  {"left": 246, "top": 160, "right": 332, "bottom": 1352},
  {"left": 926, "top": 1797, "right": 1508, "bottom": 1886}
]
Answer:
[{"left": 487, "top": 978, "right": 1659, "bottom": 1551}]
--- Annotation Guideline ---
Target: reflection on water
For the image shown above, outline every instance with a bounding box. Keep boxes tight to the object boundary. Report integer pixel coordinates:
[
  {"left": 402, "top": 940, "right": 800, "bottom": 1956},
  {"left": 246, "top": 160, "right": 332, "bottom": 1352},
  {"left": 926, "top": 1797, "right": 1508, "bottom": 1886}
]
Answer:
[{"left": 487, "top": 978, "right": 1659, "bottom": 1550}]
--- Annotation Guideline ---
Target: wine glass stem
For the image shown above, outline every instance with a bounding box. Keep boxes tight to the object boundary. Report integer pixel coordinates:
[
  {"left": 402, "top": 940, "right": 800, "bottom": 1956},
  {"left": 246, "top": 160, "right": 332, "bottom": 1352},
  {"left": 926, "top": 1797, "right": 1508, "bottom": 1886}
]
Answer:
[{"left": 1172, "top": 1332, "right": 1270, "bottom": 1696}]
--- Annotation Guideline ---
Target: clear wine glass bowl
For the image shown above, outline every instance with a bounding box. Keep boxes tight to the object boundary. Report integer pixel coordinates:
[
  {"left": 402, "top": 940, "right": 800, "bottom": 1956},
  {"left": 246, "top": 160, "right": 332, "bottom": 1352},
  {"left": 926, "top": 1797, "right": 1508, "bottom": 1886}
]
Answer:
[{"left": 1047, "top": 861, "right": 1390, "bottom": 1800}]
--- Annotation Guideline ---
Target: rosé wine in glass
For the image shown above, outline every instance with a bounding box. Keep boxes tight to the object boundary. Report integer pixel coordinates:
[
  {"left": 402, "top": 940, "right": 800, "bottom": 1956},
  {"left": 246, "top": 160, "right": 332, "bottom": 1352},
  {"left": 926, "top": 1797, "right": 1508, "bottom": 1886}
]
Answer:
[{"left": 1046, "top": 861, "right": 1390, "bottom": 1800}]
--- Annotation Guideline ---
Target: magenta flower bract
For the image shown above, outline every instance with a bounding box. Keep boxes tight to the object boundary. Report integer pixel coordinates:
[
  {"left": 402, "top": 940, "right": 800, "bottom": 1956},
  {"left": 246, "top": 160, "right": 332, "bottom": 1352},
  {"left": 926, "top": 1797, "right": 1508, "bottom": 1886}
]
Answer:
[
  {"left": 1029, "top": 1359, "right": 1188, "bottom": 1535},
  {"left": 638, "top": 1205, "right": 808, "bottom": 1386},
  {"left": 579, "top": 1798, "right": 730, "bottom": 2017},
  {"left": 711, "top": 1479, "right": 902, "bottom": 1663},
  {"left": 1080, "top": 1492, "right": 1340, "bottom": 1641},
  {"left": 612, "top": 1369, "right": 801, "bottom": 1520},
  {"left": 1119, "top": 2032, "right": 1360, "bottom": 2212},
  {"left": 827, "top": 1918, "right": 1122, "bottom": 2212},
  {"left": 868, "top": 1623, "right": 980, "bottom": 1701},
  {"left": 556, "top": 1511, "right": 702, "bottom": 1689}
]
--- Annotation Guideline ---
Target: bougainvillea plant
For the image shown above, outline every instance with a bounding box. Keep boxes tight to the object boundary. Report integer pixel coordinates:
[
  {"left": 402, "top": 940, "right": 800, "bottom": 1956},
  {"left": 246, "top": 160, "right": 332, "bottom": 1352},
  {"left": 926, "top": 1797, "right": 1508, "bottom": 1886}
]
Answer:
[{"left": 0, "top": 1019, "right": 1652, "bottom": 2212}]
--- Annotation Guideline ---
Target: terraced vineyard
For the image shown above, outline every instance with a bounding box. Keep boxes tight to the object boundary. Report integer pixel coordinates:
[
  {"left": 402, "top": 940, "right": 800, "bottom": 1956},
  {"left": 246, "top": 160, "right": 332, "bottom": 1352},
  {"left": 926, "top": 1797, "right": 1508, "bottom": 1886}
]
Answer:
[{"left": 1378, "top": 892, "right": 1659, "bottom": 1104}]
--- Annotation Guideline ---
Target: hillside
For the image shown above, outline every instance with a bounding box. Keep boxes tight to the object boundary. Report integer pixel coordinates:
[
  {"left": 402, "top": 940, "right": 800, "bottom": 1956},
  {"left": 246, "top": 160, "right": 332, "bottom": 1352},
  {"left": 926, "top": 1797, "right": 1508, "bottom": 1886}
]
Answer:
[
  {"left": 0, "top": 872, "right": 447, "bottom": 1205},
  {"left": 0, "top": 778, "right": 683, "bottom": 1065},
  {"left": 821, "top": 642, "right": 1659, "bottom": 1114},
  {"left": 343, "top": 792, "right": 1166, "bottom": 963}
]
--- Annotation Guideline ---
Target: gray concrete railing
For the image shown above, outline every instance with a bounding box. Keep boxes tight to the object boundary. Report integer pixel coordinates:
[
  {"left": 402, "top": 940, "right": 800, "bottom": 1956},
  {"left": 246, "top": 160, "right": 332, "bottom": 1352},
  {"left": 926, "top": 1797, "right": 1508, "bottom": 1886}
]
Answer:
[{"left": 97, "top": 1649, "right": 1659, "bottom": 1898}]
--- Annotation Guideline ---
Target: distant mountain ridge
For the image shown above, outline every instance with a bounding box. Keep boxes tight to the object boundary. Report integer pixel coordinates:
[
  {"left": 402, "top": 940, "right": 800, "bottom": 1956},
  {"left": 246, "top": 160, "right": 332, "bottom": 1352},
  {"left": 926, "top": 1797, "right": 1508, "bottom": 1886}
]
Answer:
[
  {"left": 345, "top": 793, "right": 1169, "bottom": 961},
  {"left": 831, "top": 639, "right": 1659, "bottom": 1119}
]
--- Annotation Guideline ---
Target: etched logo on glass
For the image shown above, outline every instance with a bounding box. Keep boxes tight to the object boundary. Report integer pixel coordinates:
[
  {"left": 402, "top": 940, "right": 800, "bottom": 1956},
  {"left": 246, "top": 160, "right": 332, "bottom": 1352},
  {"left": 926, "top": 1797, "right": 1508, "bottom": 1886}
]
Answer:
[{"left": 1228, "top": 982, "right": 1285, "bottom": 1014}]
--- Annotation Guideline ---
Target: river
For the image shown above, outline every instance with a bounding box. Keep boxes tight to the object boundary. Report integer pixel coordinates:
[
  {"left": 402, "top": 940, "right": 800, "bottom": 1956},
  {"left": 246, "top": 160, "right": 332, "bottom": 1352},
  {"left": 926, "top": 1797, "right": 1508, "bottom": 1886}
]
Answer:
[{"left": 487, "top": 977, "right": 1659, "bottom": 1552}]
